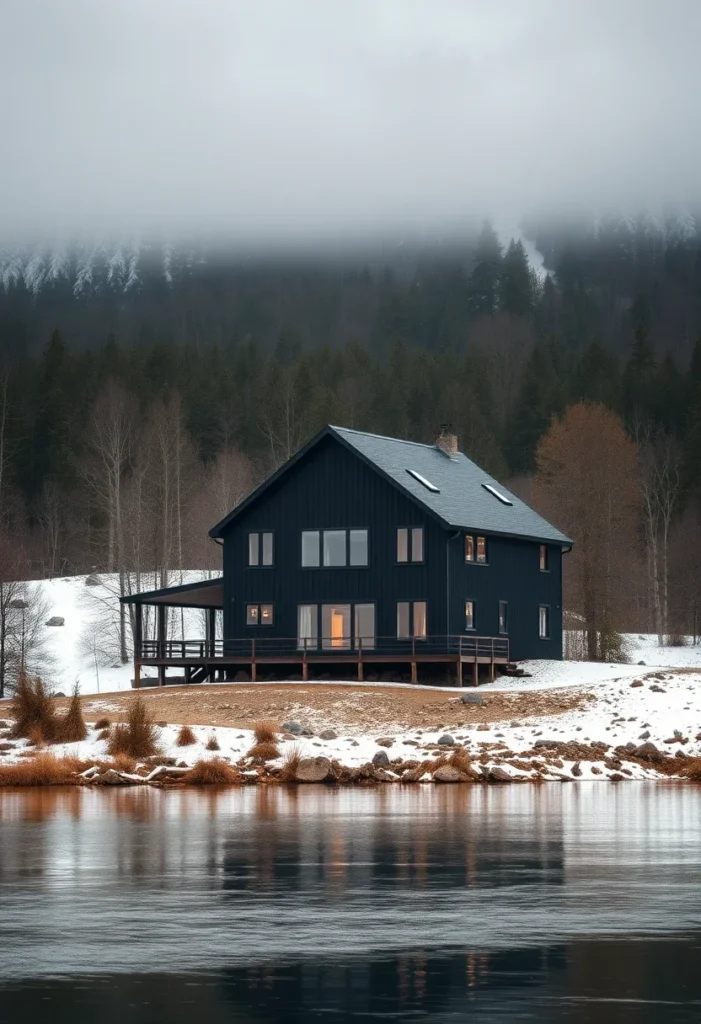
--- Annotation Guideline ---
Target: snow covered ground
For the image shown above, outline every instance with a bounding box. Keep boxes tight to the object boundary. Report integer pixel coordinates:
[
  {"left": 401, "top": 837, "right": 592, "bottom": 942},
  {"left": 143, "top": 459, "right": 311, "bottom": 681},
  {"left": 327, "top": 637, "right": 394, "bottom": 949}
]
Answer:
[{"left": 19, "top": 573, "right": 701, "bottom": 698}]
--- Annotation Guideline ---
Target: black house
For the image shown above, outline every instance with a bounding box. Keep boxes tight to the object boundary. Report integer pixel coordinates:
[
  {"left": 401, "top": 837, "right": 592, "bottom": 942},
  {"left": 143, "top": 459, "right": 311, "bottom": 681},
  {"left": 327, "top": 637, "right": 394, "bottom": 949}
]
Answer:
[{"left": 124, "top": 426, "right": 571, "bottom": 686}]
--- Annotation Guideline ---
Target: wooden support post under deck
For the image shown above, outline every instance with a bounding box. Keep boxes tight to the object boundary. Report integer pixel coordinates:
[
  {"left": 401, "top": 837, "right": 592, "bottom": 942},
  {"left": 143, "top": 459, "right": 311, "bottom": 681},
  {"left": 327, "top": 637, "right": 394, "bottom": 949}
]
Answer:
[
  {"left": 251, "top": 638, "right": 256, "bottom": 683},
  {"left": 410, "top": 660, "right": 417, "bottom": 683},
  {"left": 158, "top": 664, "right": 166, "bottom": 687},
  {"left": 357, "top": 639, "right": 363, "bottom": 681},
  {"left": 457, "top": 657, "right": 463, "bottom": 687},
  {"left": 184, "top": 665, "right": 191, "bottom": 685},
  {"left": 133, "top": 661, "right": 141, "bottom": 689},
  {"left": 472, "top": 658, "right": 478, "bottom": 686},
  {"left": 157, "top": 604, "right": 166, "bottom": 658},
  {"left": 302, "top": 649, "right": 308, "bottom": 681}
]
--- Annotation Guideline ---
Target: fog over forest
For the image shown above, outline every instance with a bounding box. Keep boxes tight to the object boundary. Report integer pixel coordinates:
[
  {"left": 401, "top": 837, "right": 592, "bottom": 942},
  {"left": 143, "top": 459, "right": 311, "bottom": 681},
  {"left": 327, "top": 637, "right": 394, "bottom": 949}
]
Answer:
[{"left": 1, "top": 1, "right": 701, "bottom": 660}]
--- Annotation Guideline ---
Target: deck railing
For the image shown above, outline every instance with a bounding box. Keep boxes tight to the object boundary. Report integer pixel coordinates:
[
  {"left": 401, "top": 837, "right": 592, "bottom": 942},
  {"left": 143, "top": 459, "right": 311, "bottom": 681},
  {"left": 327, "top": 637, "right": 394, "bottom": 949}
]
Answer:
[{"left": 138, "top": 634, "right": 509, "bottom": 662}]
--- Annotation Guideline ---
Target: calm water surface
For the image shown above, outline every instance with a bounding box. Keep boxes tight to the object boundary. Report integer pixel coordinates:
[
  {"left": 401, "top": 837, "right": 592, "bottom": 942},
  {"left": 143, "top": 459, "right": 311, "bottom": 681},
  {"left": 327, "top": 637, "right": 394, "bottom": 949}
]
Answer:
[{"left": 0, "top": 784, "right": 700, "bottom": 1022}]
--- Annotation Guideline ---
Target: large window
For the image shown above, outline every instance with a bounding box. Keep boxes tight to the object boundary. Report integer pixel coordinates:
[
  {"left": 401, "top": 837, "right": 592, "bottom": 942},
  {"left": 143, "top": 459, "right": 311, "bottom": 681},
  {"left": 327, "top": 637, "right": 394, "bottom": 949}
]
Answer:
[
  {"left": 246, "top": 603, "right": 274, "bottom": 626},
  {"left": 321, "top": 604, "right": 351, "bottom": 649},
  {"left": 302, "top": 529, "right": 368, "bottom": 568},
  {"left": 298, "top": 604, "right": 318, "bottom": 649},
  {"left": 539, "top": 605, "right": 550, "bottom": 639},
  {"left": 397, "top": 527, "right": 424, "bottom": 563},
  {"left": 397, "top": 600, "right": 427, "bottom": 639},
  {"left": 465, "top": 535, "right": 487, "bottom": 563},
  {"left": 248, "top": 531, "right": 274, "bottom": 566},
  {"left": 465, "top": 600, "right": 475, "bottom": 630},
  {"left": 498, "top": 600, "right": 508, "bottom": 635},
  {"left": 539, "top": 544, "right": 548, "bottom": 571}
]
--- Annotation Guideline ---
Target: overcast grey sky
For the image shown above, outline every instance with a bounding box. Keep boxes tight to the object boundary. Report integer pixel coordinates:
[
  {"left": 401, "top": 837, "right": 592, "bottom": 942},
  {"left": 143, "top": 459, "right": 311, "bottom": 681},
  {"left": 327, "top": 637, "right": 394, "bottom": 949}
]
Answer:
[{"left": 1, "top": 0, "right": 700, "bottom": 245}]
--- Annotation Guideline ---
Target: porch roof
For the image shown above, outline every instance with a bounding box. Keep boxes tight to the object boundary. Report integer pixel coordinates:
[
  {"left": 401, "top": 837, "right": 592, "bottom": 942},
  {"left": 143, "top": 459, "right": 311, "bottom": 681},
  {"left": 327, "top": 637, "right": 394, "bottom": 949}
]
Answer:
[{"left": 120, "top": 577, "right": 224, "bottom": 609}]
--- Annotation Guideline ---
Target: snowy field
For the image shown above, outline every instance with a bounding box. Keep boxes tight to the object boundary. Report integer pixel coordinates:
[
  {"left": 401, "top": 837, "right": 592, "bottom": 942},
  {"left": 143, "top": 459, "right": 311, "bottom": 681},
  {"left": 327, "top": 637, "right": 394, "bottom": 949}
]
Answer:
[{"left": 8, "top": 573, "right": 701, "bottom": 697}]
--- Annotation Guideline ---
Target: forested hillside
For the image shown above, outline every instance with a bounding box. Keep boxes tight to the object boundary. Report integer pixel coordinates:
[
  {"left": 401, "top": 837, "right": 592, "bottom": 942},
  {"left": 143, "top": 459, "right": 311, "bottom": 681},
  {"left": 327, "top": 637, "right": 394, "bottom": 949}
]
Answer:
[{"left": 1, "top": 216, "right": 701, "bottom": 658}]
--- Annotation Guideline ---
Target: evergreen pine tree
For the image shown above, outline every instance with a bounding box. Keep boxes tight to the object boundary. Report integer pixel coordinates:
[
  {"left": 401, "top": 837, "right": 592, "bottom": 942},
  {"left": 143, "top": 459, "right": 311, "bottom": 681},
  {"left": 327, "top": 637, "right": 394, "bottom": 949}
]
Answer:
[
  {"left": 499, "top": 239, "right": 535, "bottom": 316},
  {"left": 468, "top": 221, "right": 502, "bottom": 317}
]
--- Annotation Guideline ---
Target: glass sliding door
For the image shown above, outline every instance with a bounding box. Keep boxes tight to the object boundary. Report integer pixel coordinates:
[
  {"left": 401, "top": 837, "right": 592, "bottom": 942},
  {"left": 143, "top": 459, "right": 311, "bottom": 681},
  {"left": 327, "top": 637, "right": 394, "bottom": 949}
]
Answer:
[
  {"left": 321, "top": 604, "right": 351, "bottom": 649},
  {"left": 354, "top": 604, "right": 375, "bottom": 649}
]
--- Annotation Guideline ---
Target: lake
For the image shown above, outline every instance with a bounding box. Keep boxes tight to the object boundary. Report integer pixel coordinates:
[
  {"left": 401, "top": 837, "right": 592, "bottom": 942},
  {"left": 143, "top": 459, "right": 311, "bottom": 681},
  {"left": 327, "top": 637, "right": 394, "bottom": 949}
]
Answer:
[{"left": 0, "top": 784, "right": 700, "bottom": 1023}]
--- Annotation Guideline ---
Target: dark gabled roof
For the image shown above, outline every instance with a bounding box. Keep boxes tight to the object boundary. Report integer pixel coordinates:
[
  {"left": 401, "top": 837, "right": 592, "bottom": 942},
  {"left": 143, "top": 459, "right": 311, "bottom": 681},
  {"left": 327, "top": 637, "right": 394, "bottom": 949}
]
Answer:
[
  {"left": 120, "top": 577, "right": 224, "bottom": 607},
  {"left": 209, "top": 425, "right": 572, "bottom": 546}
]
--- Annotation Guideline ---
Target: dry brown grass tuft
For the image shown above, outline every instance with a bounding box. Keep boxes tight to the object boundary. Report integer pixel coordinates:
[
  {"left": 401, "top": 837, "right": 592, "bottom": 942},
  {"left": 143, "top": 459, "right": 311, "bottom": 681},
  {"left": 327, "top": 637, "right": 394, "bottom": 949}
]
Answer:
[
  {"left": 0, "top": 753, "right": 79, "bottom": 787},
  {"left": 109, "top": 753, "right": 137, "bottom": 773},
  {"left": 205, "top": 734, "right": 220, "bottom": 751},
  {"left": 27, "top": 726, "right": 45, "bottom": 748},
  {"left": 56, "top": 684, "right": 88, "bottom": 744},
  {"left": 253, "top": 721, "right": 277, "bottom": 744},
  {"left": 97, "top": 729, "right": 110, "bottom": 742},
  {"left": 9, "top": 673, "right": 59, "bottom": 743},
  {"left": 93, "top": 717, "right": 111, "bottom": 731},
  {"left": 183, "top": 759, "right": 239, "bottom": 785},
  {"left": 177, "top": 724, "right": 197, "bottom": 747},
  {"left": 279, "top": 746, "right": 302, "bottom": 780},
  {"left": 248, "top": 741, "right": 281, "bottom": 761},
  {"left": 107, "top": 697, "right": 158, "bottom": 759},
  {"left": 677, "top": 758, "right": 701, "bottom": 780},
  {"left": 447, "top": 747, "right": 473, "bottom": 772}
]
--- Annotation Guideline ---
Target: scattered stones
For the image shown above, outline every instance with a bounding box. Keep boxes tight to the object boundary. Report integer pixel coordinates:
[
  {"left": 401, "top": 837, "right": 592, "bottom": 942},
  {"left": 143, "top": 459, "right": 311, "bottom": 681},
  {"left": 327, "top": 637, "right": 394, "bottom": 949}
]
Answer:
[
  {"left": 372, "top": 750, "right": 390, "bottom": 767},
  {"left": 637, "top": 660, "right": 646, "bottom": 665},
  {"left": 649, "top": 684, "right": 666, "bottom": 693},
  {"left": 639, "top": 730, "right": 651, "bottom": 740},
  {"left": 319, "top": 729, "right": 338, "bottom": 741},
  {"left": 630, "top": 680, "right": 644, "bottom": 688},
  {"left": 486, "top": 767, "right": 512, "bottom": 783},
  {"left": 281, "top": 721, "right": 303, "bottom": 735},
  {"left": 94, "top": 769, "right": 127, "bottom": 786},
  {"left": 609, "top": 773, "right": 624, "bottom": 782},
  {"left": 45, "top": 616, "right": 65, "bottom": 627},
  {"left": 571, "top": 762, "right": 582, "bottom": 777},
  {"left": 85, "top": 574, "right": 101, "bottom": 586},
  {"left": 591, "top": 765, "right": 602, "bottom": 774},
  {"left": 634, "top": 742, "right": 664, "bottom": 763},
  {"left": 295, "top": 756, "right": 333, "bottom": 783},
  {"left": 300, "top": 727, "right": 315, "bottom": 736},
  {"left": 433, "top": 765, "right": 464, "bottom": 783},
  {"left": 460, "top": 693, "right": 486, "bottom": 705},
  {"left": 375, "top": 737, "right": 394, "bottom": 747},
  {"left": 436, "top": 734, "right": 455, "bottom": 746},
  {"left": 477, "top": 724, "right": 489, "bottom": 732}
]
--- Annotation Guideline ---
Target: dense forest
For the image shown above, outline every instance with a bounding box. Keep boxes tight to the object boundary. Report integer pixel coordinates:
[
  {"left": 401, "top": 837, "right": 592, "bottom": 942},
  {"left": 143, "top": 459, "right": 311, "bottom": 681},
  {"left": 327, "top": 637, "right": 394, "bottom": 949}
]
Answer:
[{"left": 1, "top": 215, "right": 701, "bottom": 675}]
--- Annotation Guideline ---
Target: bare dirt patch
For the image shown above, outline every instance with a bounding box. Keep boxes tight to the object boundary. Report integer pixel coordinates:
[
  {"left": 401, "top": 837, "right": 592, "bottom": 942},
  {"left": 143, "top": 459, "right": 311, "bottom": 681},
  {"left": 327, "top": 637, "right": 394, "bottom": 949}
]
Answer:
[{"left": 60, "top": 683, "right": 592, "bottom": 734}]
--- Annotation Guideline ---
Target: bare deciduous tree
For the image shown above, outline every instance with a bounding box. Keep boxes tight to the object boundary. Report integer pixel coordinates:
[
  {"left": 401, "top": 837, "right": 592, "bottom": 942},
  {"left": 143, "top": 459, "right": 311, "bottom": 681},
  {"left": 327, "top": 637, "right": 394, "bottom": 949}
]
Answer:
[{"left": 534, "top": 402, "right": 640, "bottom": 660}]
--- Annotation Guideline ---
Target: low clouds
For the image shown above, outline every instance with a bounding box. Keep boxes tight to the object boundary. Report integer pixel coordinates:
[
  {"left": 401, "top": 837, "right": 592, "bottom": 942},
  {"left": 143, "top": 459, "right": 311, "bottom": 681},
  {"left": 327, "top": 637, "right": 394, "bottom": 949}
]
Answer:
[{"left": 1, "top": 0, "right": 700, "bottom": 245}]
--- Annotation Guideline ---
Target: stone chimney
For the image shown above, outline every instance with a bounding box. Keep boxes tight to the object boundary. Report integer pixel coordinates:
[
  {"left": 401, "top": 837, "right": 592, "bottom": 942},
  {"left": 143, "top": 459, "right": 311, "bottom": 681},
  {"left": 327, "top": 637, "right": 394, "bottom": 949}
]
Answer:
[{"left": 436, "top": 424, "right": 458, "bottom": 458}]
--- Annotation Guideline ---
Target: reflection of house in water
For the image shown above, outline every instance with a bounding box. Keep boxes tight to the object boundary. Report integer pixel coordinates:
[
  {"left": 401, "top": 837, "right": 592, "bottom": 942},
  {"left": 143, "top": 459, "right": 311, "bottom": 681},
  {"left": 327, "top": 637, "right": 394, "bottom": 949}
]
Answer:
[{"left": 220, "top": 790, "right": 565, "bottom": 897}]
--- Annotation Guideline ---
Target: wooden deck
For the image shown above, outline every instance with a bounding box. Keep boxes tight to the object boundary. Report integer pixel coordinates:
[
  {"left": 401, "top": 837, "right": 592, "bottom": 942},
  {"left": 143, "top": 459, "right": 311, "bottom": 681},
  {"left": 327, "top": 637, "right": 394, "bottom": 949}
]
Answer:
[{"left": 133, "top": 635, "right": 510, "bottom": 687}]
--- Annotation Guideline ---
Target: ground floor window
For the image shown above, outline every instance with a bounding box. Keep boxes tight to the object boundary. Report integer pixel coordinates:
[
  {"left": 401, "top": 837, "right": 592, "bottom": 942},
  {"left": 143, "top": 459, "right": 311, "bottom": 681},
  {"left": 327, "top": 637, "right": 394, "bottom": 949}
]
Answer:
[
  {"left": 246, "top": 603, "right": 274, "bottom": 626},
  {"left": 465, "top": 600, "right": 475, "bottom": 630},
  {"left": 298, "top": 604, "right": 318, "bottom": 649},
  {"left": 397, "top": 600, "right": 427, "bottom": 639},
  {"left": 498, "top": 600, "right": 508, "bottom": 634},
  {"left": 354, "top": 603, "right": 375, "bottom": 649},
  {"left": 539, "top": 605, "right": 550, "bottom": 639}
]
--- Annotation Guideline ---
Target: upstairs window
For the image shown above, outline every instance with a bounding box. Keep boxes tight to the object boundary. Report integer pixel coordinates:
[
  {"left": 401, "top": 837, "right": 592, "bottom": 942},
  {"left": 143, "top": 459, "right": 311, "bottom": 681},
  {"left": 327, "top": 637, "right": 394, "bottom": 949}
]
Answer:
[
  {"left": 539, "top": 544, "right": 548, "bottom": 571},
  {"left": 465, "top": 600, "right": 475, "bottom": 630},
  {"left": 539, "top": 605, "right": 550, "bottom": 639},
  {"left": 466, "top": 535, "right": 487, "bottom": 563},
  {"left": 248, "top": 531, "right": 274, "bottom": 566},
  {"left": 302, "top": 529, "right": 368, "bottom": 568},
  {"left": 349, "top": 529, "right": 368, "bottom": 566},
  {"left": 397, "top": 527, "right": 424, "bottom": 563},
  {"left": 323, "top": 530, "right": 346, "bottom": 567}
]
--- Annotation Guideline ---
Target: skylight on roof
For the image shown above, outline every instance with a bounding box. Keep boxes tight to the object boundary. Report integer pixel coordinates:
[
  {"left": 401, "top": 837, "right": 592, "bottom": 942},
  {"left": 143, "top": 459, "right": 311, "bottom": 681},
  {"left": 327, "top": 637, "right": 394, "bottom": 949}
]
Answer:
[
  {"left": 406, "top": 469, "right": 440, "bottom": 493},
  {"left": 482, "top": 483, "right": 513, "bottom": 506}
]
